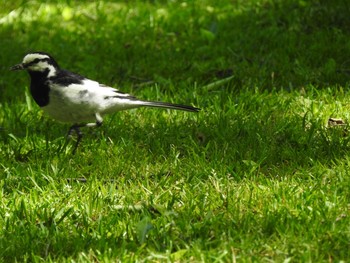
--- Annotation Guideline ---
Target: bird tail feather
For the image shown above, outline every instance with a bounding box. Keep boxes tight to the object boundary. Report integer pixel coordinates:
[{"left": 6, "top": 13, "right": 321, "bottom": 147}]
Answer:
[{"left": 140, "top": 100, "right": 200, "bottom": 112}]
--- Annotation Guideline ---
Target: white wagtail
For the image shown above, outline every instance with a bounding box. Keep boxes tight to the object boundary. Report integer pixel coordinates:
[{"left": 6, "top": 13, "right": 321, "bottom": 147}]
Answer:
[{"left": 11, "top": 52, "right": 200, "bottom": 153}]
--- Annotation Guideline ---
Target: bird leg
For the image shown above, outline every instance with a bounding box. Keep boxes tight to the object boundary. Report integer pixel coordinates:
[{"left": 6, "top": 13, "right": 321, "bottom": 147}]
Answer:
[
  {"left": 68, "top": 125, "right": 83, "bottom": 155},
  {"left": 68, "top": 113, "right": 103, "bottom": 154}
]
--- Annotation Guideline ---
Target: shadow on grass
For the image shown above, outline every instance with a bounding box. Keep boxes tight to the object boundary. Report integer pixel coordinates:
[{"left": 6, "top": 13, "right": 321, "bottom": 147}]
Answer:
[{"left": 1, "top": 0, "right": 350, "bottom": 95}]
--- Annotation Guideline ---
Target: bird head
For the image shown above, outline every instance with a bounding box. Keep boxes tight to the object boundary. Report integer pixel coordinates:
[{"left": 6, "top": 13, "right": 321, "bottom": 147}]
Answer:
[{"left": 10, "top": 52, "right": 59, "bottom": 77}]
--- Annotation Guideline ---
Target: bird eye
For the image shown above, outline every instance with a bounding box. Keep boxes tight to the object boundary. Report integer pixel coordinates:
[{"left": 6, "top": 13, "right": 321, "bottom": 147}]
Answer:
[{"left": 25, "top": 58, "right": 41, "bottom": 67}]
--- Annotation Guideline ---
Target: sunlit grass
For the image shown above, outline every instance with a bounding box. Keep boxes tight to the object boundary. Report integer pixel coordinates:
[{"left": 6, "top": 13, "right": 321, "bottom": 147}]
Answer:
[{"left": 0, "top": 0, "right": 350, "bottom": 262}]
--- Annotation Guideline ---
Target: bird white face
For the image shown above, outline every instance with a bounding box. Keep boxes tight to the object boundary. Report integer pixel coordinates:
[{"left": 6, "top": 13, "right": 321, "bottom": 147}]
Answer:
[{"left": 22, "top": 53, "right": 57, "bottom": 77}]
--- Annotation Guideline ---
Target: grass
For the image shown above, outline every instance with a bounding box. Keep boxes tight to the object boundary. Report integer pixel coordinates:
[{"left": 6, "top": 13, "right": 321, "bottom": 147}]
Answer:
[{"left": 0, "top": 0, "right": 350, "bottom": 262}]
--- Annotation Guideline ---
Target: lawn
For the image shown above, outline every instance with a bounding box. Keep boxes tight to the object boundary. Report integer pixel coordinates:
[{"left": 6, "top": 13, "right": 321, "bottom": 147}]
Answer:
[{"left": 0, "top": 0, "right": 349, "bottom": 262}]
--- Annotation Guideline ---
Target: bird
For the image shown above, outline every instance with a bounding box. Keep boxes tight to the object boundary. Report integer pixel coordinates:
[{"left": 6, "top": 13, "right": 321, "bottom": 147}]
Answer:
[{"left": 10, "top": 52, "right": 200, "bottom": 153}]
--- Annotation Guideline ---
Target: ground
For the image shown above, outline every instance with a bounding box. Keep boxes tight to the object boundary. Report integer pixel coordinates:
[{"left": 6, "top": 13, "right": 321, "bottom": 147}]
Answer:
[{"left": 0, "top": 0, "right": 349, "bottom": 262}]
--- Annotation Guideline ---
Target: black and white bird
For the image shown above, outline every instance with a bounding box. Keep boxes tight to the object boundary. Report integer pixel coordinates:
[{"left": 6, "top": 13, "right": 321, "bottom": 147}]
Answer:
[{"left": 11, "top": 52, "right": 200, "bottom": 153}]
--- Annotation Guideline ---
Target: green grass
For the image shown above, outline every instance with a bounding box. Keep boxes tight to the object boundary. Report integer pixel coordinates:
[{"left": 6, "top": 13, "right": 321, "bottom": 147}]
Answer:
[{"left": 1, "top": 0, "right": 350, "bottom": 262}]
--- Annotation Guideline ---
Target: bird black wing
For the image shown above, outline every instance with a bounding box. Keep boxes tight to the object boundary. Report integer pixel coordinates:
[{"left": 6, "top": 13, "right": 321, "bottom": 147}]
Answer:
[{"left": 49, "top": 69, "right": 85, "bottom": 86}]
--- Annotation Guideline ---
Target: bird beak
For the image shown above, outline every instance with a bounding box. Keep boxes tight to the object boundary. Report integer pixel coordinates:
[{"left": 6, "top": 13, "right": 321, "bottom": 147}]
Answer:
[{"left": 10, "top": 63, "right": 25, "bottom": 71}]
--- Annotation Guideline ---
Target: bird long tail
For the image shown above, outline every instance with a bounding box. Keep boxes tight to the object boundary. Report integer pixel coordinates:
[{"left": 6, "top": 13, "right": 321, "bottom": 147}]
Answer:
[{"left": 140, "top": 100, "right": 200, "bottom": 112}]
